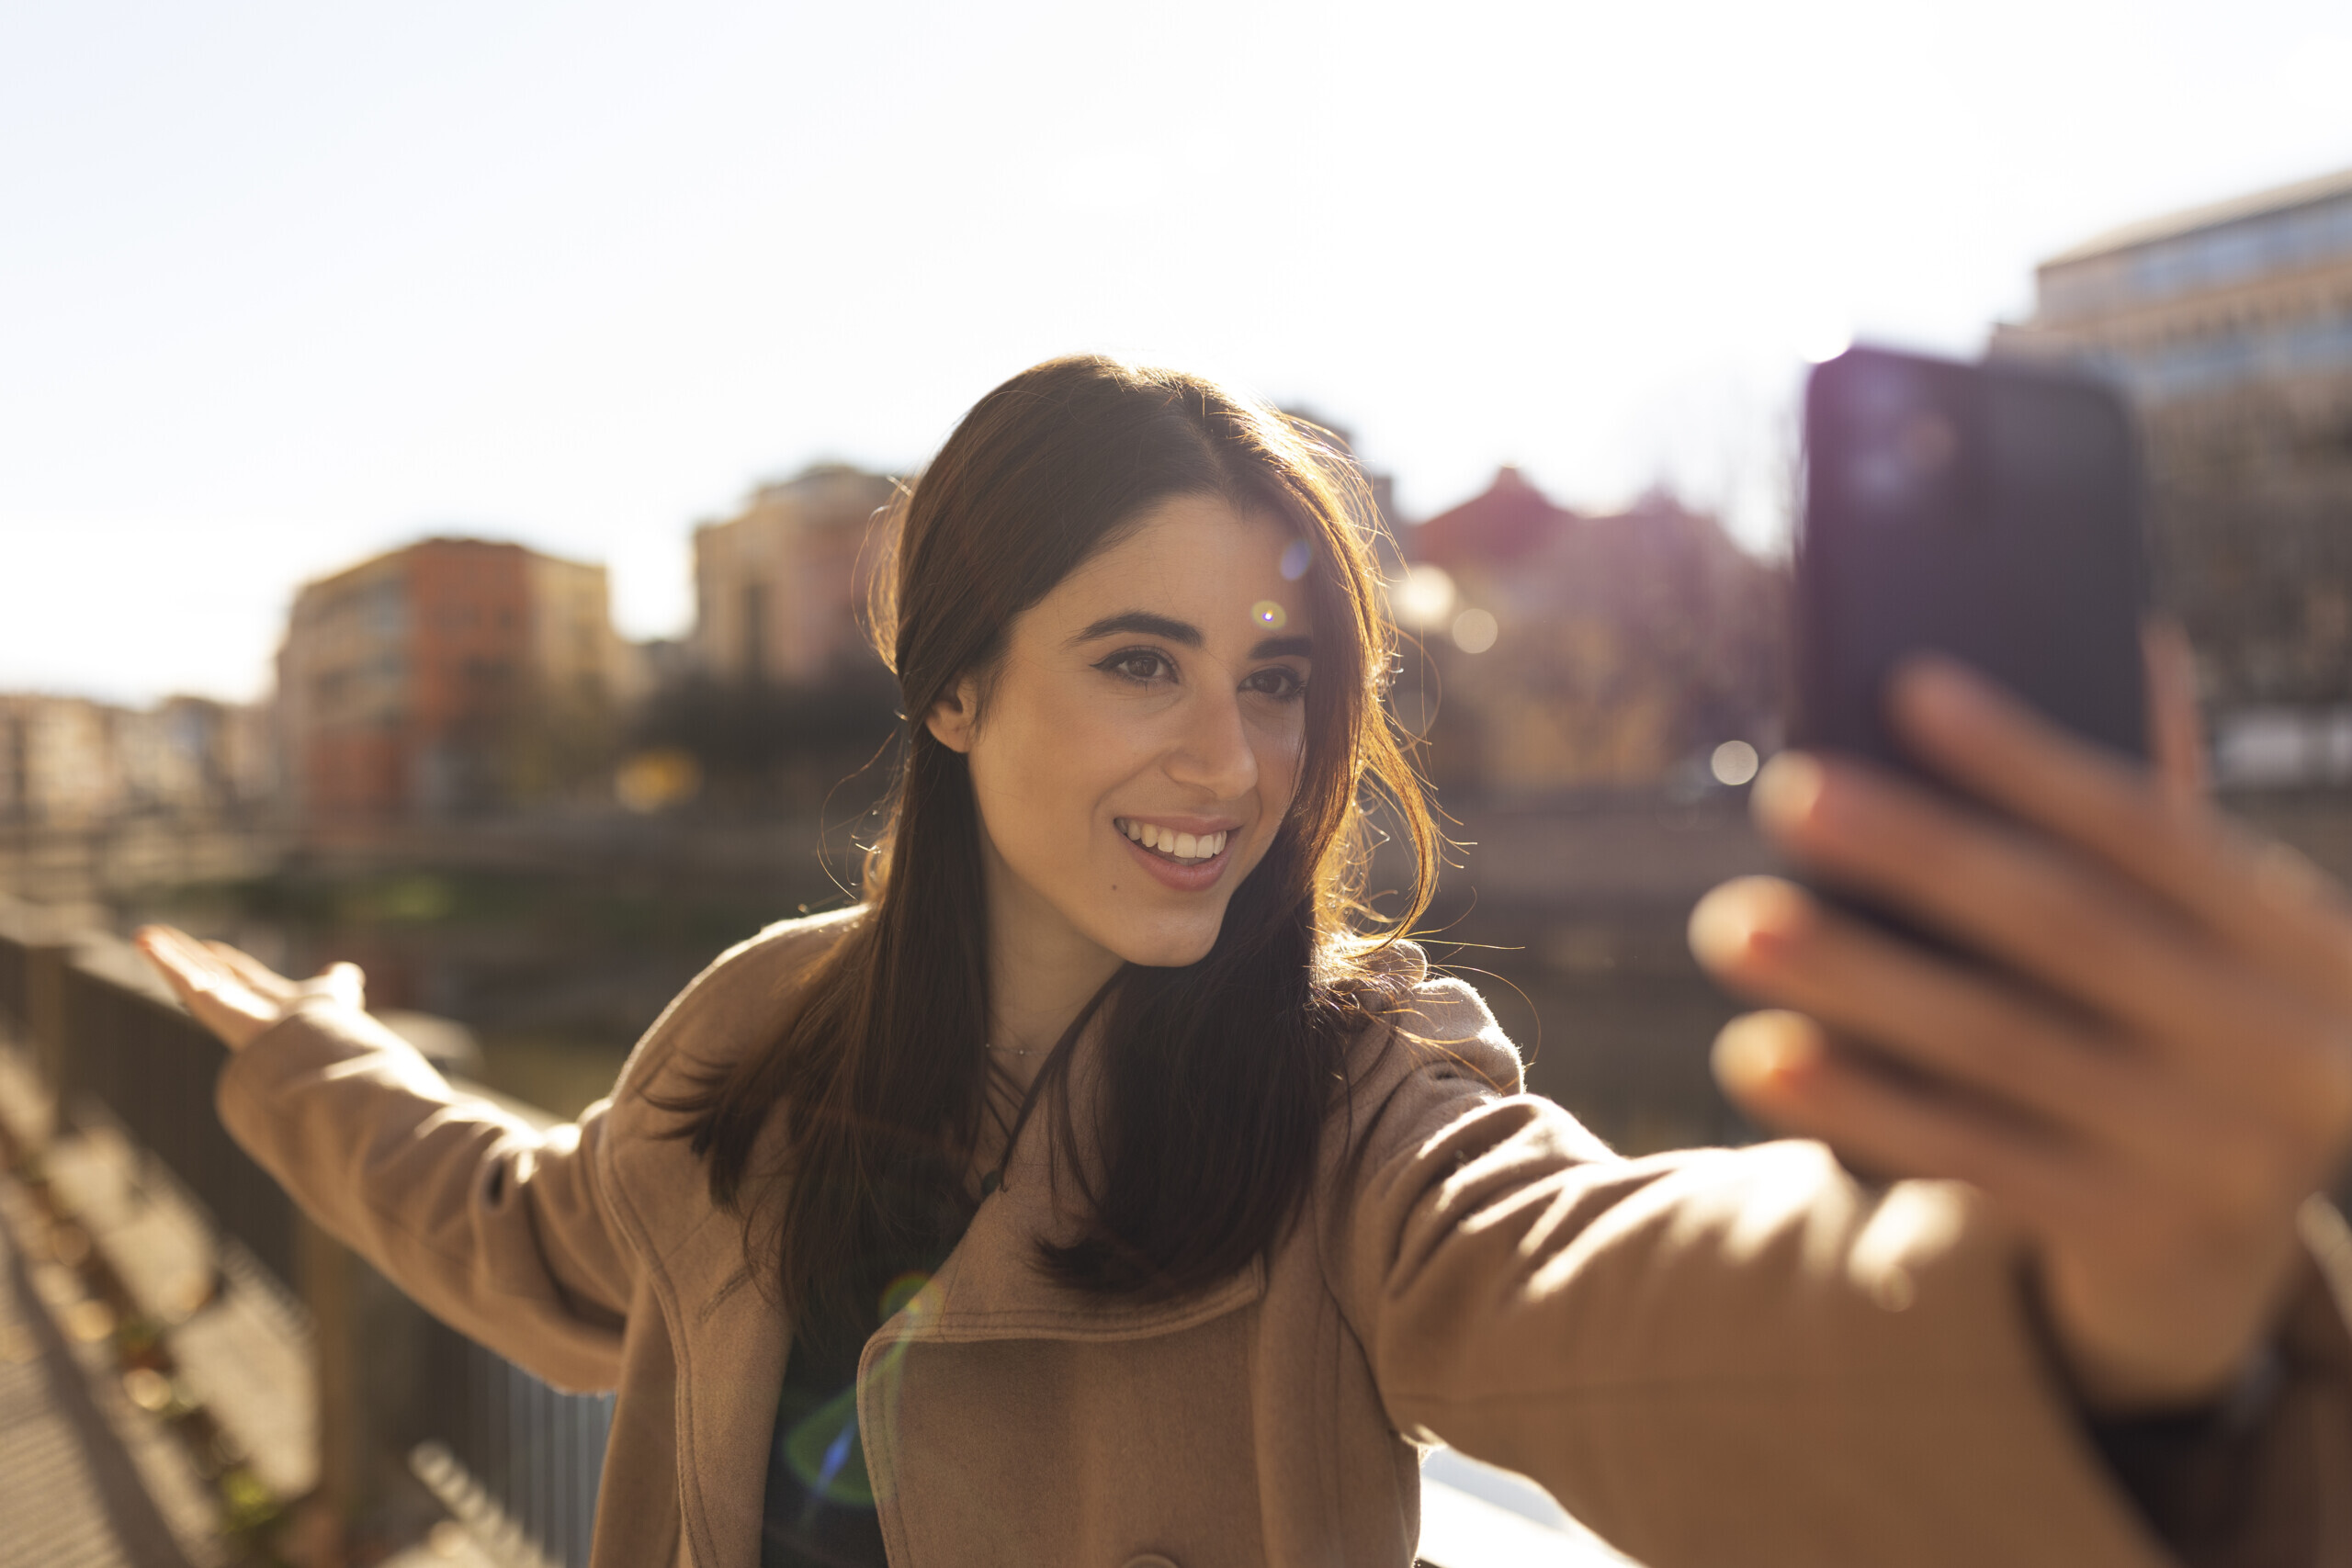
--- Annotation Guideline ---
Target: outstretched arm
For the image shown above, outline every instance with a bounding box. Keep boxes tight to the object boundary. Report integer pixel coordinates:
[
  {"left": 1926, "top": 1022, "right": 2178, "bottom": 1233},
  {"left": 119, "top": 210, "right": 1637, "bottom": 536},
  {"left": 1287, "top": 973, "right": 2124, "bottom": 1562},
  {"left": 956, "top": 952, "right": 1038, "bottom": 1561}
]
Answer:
[
  {"left": 1323, "top": 999, "right": 2211, "bottom": 1567},
  {"left": 140, "top": 928, "right": 633, "bottom": 1393}
]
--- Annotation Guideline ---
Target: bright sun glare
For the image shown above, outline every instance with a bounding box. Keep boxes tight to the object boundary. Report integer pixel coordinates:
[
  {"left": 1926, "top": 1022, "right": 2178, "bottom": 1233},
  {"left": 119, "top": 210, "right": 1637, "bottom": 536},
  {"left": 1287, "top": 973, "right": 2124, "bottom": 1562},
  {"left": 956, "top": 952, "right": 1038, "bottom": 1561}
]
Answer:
[{"left": 6, "top": 1, "right": 2351, "bottom": 704}]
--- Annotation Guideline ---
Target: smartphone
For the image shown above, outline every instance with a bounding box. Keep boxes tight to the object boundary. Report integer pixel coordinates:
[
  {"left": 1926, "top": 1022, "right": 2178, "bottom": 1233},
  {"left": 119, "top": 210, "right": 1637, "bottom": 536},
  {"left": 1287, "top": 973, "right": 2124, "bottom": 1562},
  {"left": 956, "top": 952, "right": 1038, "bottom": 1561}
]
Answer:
[{"left": 1795, "top": 344, "right": 2150, "bottom": 788}]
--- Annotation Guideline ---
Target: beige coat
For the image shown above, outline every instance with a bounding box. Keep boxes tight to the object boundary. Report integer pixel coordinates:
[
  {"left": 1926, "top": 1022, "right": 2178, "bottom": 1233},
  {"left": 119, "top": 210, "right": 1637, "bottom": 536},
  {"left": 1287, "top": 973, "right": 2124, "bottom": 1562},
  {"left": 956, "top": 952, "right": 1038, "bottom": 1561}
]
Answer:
[{"left": 218, "top": 911, "right": 2352, "bottom": 1567}]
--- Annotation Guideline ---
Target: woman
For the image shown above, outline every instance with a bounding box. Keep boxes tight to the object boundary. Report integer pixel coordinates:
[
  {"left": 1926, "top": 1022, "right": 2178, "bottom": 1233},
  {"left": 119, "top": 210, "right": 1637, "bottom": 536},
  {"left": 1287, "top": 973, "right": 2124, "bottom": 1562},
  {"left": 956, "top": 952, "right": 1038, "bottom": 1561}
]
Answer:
[{"left": 141, "top": 355, "right": 2352, "bottom": 1567}]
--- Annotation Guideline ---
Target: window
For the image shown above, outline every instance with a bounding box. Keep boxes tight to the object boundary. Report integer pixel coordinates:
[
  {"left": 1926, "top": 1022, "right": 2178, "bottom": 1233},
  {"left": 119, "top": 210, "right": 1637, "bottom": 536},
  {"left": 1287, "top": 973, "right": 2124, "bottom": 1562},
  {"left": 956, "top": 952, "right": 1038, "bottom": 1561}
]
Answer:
[
  {"left": 2116, "top": 194, "right": 2352, "bottom": 311},
  {"left": 2095, "top": 303, "right": 2352, "bottom": 402}
]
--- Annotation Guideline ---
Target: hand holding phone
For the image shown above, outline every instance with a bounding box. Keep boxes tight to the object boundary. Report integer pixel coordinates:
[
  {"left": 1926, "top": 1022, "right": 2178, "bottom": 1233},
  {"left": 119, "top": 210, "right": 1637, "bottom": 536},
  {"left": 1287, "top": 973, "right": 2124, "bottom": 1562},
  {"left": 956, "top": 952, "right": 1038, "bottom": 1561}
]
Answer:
[{"left": 1684, "top": 349, "right": 2352, "bottom": 1418}]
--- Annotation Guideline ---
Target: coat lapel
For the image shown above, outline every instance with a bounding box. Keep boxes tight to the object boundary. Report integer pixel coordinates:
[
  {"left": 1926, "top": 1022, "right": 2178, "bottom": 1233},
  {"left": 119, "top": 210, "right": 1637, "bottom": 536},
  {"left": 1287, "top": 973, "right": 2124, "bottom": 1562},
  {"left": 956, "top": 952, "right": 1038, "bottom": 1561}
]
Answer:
[
  {"left": 612, "top": 1031, "right": 1267, "bottom": 1568},
  {"left": 852, "top": 1089, "right": 1268, "bottom": 1568},
  {"left": 606, "top": 1100, "right": 791, "bottom": 1568},
  {"left": 670, "top": 1213, "right": 788, "bottom": 1568}
]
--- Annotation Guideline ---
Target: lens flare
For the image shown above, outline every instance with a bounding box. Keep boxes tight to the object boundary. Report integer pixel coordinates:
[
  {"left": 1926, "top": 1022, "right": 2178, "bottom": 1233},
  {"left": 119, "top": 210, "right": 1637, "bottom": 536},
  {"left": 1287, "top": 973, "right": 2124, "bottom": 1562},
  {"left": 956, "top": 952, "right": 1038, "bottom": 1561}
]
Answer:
[
  {"left": 1251, "top": 600, "right": 1287, "bottom": 630},
  {"left": 785, "top": 1387, "right": 874, "bottom": 1506},
  {"left": 1450, "top": 608, "right": 1498, "bottom": 654},
  {"left": 1390, "top": 564, "right": 1456, "bottom": 632},
  {"left": 879, "top": 1271, "right": 930, "bottom": 1320}
]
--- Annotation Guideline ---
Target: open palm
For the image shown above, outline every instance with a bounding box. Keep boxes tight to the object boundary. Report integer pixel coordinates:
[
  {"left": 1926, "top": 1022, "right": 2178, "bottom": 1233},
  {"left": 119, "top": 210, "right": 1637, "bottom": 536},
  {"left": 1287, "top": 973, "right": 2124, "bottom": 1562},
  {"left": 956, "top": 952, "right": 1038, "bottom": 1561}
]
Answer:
[{"left": 136, "top": 925, "right": 366, "bottom": 1053}]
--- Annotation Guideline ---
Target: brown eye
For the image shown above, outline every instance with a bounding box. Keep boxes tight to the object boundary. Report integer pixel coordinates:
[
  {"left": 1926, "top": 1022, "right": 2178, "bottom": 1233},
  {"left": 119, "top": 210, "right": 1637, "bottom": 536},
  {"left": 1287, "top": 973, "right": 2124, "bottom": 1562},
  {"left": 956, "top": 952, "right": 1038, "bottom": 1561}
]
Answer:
[
  {"left": 1243, "top": 667, "right": 1306, "bottom": 701},
  {"left": 1099, "top": 648, "right": 1173, "bottom": 683}
]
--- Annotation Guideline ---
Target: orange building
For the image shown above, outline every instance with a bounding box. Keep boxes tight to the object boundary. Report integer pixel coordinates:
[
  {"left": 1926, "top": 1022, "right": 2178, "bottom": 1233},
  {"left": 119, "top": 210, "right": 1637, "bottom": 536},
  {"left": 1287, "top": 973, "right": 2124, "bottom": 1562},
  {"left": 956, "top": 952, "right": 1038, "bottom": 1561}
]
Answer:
[{"left": 277, "top": 538, "right": 633, "bottom": 827}]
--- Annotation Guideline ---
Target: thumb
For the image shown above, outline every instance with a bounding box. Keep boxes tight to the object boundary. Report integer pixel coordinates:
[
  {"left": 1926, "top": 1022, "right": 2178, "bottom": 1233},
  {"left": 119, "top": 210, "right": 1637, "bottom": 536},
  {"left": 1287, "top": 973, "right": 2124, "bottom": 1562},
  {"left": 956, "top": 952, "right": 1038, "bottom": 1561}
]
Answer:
[
  {"left": 322, "top": 961, "right": 366, "bottom": 1010},
  {"left": 299, "top": 961, "right": 367, "bottom": 1011}
]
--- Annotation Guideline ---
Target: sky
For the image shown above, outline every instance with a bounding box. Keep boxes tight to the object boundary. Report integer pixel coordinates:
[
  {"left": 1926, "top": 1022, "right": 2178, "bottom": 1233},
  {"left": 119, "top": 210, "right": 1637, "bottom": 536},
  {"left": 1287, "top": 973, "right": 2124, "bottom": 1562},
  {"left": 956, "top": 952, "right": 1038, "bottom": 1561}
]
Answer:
[{"left": 6, "top": 0, "right": 2350, "bottom": 706}]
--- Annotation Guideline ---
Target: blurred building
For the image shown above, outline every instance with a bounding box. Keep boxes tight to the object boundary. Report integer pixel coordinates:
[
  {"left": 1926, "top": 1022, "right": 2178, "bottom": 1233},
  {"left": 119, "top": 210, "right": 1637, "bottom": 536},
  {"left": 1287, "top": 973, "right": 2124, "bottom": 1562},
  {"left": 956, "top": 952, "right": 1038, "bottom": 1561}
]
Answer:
[
  {"left": 139, "top": 696, "right": 278, "bottom": 817},
  {"left": 1992, "top": 165, "right": 2352, "bottom": 742},
  {"left": 691, "top": 465, "right": 899, "bottom": 685},
  {"left": 0, "top": 693, "right": 275, "bottom": 828},
  {"left": 277, "top": 538, "right": 637, "bottom": 826},
  {"left": 1394, "top": 468, "right": 1785, "bottom": 796},
  {"left": 0, "top": 696, "right": 118, "bottom": 826}
]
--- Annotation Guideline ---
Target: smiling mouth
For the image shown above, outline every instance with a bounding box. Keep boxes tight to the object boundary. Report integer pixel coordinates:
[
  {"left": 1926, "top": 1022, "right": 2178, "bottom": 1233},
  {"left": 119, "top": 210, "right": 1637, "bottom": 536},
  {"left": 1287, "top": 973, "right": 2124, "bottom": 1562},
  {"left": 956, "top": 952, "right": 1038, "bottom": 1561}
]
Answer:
[{"left": 1114, "top": 819, "right": 1230, "bottom": 865}]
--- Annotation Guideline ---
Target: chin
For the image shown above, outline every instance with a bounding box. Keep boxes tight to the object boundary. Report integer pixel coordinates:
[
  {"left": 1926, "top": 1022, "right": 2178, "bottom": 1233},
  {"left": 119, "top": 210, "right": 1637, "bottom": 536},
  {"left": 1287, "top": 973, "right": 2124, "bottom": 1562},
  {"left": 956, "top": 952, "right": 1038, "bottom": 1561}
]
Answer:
[{"left": 1108, "top": 913, "right": 1227, "bottom": 970}]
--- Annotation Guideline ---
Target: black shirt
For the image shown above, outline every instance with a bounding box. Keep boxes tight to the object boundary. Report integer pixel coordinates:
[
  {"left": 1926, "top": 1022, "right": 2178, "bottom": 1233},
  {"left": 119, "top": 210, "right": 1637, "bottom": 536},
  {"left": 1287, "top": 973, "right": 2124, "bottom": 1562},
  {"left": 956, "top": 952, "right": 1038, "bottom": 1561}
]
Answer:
[{"left": 759, "top": 1247, "right": 967, "bottom": 1568}]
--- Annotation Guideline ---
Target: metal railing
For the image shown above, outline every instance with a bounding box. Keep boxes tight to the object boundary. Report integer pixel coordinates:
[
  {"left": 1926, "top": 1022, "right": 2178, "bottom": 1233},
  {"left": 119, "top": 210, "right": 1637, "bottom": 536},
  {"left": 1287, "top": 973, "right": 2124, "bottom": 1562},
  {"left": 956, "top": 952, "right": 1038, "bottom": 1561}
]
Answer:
[
  {"left": 413, "top": 1335, "right": 616, "bottom": 1568},
  {"left": 0, "top": 894, "right": 612, "bottom": 1567},
  {"left": 51, "top": 936, "right": 301, "bottom": 1291}
]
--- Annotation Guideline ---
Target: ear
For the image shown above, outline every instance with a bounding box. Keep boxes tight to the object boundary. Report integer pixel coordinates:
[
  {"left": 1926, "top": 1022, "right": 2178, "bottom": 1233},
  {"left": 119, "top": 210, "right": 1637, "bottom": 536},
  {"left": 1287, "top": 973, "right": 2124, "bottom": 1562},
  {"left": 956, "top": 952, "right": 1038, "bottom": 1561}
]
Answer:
[{"left": 924, "top": 675, "right": 980, "bottom": 754}]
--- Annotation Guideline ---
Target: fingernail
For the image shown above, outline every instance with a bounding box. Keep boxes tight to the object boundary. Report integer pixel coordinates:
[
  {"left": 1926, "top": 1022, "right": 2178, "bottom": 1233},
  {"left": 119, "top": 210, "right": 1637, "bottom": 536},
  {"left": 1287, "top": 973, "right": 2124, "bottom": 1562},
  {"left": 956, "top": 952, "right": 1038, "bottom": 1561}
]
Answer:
[
  {"left": 1713, "top": 1015, "right": 1776, "bottom": 1093},
  {"left": 1688, "top": 878, "right": 1808, "bottom": 973},
  {"left": 1713, "top": 1012, "right": 1818, "bottom": 1096}
]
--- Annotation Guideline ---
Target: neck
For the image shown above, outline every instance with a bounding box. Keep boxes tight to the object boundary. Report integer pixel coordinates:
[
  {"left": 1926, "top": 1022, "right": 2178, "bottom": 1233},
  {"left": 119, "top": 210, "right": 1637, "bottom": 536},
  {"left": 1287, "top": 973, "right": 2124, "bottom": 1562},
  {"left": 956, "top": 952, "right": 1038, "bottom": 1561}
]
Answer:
[{"left": 981, "top": 852, "right": 1124, "bottom": 1096}]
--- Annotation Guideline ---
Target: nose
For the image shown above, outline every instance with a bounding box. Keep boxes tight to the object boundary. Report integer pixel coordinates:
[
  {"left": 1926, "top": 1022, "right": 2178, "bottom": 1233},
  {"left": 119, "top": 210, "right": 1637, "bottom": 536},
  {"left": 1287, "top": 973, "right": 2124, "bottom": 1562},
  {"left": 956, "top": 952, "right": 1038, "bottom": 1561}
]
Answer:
[{"left": 1164, "top": 684, "right": 1259, "bottom": 801}]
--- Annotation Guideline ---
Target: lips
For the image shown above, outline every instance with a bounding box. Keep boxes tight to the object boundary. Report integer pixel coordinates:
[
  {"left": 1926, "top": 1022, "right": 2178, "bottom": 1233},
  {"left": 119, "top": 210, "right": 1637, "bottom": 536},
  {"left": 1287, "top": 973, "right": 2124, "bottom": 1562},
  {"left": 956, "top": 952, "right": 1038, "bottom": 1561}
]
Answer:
[{"left": 1114, "top": 817, "right": 1238, "bottom": 892}]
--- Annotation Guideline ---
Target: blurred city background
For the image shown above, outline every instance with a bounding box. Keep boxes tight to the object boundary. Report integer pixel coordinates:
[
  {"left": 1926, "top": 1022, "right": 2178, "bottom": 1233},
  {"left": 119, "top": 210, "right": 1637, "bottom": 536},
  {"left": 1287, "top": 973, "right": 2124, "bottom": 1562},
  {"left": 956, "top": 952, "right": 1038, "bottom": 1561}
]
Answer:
[{"left": 4, "top": 1, "right": 2351, "bottom": 1563}]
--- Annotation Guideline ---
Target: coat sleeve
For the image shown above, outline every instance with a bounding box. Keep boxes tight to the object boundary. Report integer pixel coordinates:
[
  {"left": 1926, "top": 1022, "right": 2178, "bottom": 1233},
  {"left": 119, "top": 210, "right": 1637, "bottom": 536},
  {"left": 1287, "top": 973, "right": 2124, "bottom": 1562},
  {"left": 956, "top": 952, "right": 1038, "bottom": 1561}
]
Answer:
[
  {"left": 217, "top": 996, "right": 635, "bottom": 1393},
  {"left": 1321, "top": 975, "right": 2352, "bottom": 1568}
]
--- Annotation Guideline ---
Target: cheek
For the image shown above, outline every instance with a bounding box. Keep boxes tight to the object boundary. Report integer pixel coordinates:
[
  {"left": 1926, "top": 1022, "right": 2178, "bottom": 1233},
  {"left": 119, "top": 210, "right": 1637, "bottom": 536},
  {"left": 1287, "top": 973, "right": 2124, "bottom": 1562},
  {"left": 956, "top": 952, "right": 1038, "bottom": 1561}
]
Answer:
[
  {"left": 970, "top": 685, "right": 1138, "bottom": 851},
  {"left": 1255, "top": 716, "right": 1309, "bottom": 812}
]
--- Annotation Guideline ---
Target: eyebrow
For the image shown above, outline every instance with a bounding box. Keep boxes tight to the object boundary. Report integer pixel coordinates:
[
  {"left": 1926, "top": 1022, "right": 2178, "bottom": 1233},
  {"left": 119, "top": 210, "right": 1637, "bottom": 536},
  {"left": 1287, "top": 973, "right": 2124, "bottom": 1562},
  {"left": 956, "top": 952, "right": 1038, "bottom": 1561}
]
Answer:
[
  {"left": 1070, "top": 611, "right": 1313, "bottom": 662},
  {"left": 1073, "top": 611, "right": 1199, "bottom": 647}
]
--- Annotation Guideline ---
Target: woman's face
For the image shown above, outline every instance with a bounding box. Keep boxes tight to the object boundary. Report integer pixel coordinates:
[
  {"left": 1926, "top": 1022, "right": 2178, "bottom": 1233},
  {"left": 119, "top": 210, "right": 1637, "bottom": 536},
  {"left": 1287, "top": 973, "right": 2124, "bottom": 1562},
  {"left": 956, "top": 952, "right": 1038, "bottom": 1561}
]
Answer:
[{"left": 926, "top": 493, "right": 1315, "bottom": 972}]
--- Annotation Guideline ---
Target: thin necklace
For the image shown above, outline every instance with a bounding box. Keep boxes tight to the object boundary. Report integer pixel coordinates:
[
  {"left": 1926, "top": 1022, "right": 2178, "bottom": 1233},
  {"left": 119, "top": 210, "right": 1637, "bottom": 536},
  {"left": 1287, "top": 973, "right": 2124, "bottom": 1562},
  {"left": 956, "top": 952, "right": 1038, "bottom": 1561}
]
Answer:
[{"left": 977, "top": 977, "right": 1119, "bottom": 1197}]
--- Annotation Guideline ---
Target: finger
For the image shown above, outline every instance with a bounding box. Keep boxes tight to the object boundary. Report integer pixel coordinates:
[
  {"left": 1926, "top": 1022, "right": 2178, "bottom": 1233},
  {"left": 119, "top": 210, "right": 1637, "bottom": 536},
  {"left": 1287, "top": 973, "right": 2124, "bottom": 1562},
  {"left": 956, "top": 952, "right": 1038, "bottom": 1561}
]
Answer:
[
  {"left": 138, "top": 926, "right": 229, "bottom": 996},
  {"left": 1888, "top": 659, "right": 2352, "bottom": 1010},
  {"left": 134, "top": 924, "right": 188, "bottom": 986},
  {"left": 134, "top": 927, "right": 276, "bottom": 1049},
  {"left": 1751, "top": 758, "right": 2352, "bottom": 1145},
  {"left": 1690, "top": 879, "right": 2186, "bottom": 1167},
  {"left": 1755, "top": 756, "right": 2214, "bottom": 1038},
  {"left": 2142, "top": 620, "right": 2208, "bottom": 806},
  {"left": 1690, "top": 880, "right": 2335, "bottom": 1213},
  {"left": 1713, "top": 1009, "right": 2105, "bottom": 1232},
  {"left": 205, "top": 942, "right": 297, "bottom": 1000}
]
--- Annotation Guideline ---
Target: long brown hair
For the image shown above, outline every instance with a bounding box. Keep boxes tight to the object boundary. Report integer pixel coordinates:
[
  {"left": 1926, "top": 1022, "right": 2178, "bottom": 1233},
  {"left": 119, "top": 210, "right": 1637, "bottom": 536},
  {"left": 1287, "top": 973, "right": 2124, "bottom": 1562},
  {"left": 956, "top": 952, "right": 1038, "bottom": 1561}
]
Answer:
[{"left": 663, "top": 355, "right": 1441, "bottom": 1331}]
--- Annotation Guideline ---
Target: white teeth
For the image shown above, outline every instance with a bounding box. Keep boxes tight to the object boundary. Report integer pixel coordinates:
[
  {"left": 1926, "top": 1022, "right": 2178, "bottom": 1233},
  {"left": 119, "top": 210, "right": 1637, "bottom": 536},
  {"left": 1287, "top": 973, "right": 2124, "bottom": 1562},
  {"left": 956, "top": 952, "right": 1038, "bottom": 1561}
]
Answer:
[{"left": 1116, "top": 821, "right": 1229, "bottom": 862}]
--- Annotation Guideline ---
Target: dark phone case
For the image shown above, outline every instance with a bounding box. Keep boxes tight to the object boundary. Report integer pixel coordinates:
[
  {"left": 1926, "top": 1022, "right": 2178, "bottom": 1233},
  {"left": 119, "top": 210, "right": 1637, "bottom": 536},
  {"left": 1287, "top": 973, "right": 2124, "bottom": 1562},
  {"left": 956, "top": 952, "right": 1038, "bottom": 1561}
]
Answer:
[
  {"left": 1795, "top": 345, "right": 2151, "bottom": 784},
  {"left": 1792, "top": 347, "right": 2152, "bottom": 1179}
]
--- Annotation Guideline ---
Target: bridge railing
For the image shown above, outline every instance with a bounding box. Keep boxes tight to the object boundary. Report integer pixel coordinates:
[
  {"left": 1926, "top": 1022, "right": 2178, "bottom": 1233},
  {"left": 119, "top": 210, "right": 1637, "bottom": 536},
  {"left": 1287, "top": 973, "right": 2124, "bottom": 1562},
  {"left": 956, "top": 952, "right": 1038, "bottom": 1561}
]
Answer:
[{"left": 0, "top": 894, "right": 610, "bottom": 1568}]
